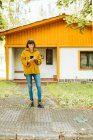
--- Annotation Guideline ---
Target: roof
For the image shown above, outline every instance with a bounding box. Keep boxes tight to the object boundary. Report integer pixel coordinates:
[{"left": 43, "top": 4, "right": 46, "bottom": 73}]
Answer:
[{"left": 0, "top": 15, "right": 92, "bottom": 36}]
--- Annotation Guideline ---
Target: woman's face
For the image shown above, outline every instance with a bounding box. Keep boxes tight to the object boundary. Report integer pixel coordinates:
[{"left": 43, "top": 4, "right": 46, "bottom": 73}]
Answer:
[{"left": 28, "top": 43, "right": 34, "bottom": 51}]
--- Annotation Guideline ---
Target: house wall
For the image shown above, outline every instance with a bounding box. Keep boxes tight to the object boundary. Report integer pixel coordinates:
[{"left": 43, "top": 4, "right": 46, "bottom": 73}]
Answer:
[
  {"left": 13, "top": 48, "right": 56, "bottom": 79},
  {"left": 60, "top": 48, "right": 93, "bottom": 79},
  {"left": 39, "top": 48, "right": 57, "bottom": 78},
  {"left": 0, "top": 46, "right": 6, "bottom": 79}
]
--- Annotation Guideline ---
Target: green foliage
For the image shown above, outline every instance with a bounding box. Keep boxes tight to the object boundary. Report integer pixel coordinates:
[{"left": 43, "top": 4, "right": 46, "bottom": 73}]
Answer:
[
  {"left": 0, "top": 0, "right": 6, "bottom": 30},
  {"left": 81, "top": 0, "right": 92, "bottom": 17},
  {"left": 10, "top": 0, "right": 14, "bottom": 2},
  {"left": 23, "top": 0, "right": 31, "bottom": 4},
  {"left": 0, "top": 0, "right": 23, "bottom": 32},
  {"left": 0, "top": 0, "right": 32, "bottom": 30},
  {"left": 65, "top": 15, "right": 90, "bottom": 33},
  {"left": 0, "top": 0, "right": 7, "bottom": 40},
  {"left": 56, "top": 0, "right": 62, "bottom": 8},
  {"left": 57, "top": 0, "right": 77, "bottom": 7},
  {"left": 0, "top": 14, "right": 6, "bottom": 29},
  {"left": 56, "top": 0, "right": 92, "bottom": 32},
  {"left": 0, "top": 36, "right": 4, "bottom": 41},
  {"left": 0, "top": 0, "right": 2, "bottom": 8}
]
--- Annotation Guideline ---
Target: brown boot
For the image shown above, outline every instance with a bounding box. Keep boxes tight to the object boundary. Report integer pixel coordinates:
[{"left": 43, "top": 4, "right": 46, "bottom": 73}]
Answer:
[
  {"left": 29, "top": 100, "right": 34, "bottom": 107},
  {"left": 38, "top": 101, "right": 44, "bottom": 108}
]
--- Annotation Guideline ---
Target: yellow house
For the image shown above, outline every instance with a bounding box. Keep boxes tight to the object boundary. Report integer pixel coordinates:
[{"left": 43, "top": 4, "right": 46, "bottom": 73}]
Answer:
[{"left": 0, "top": 15, "right": 93, "bottom": 81}]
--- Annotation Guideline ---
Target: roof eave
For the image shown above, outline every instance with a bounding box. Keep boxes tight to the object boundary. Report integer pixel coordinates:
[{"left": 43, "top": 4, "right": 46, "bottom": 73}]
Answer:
[
  {"left": 0, "top": 15, "right": 65, "bottom": 36},
  {"left": 0, "top": 15, "right": 92, "bottom": 37}
]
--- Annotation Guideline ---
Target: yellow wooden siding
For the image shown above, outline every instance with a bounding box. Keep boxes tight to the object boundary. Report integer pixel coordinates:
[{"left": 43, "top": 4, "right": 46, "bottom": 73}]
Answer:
[{"left": 5, "top": 21, "right": 93, "bottom": 47}]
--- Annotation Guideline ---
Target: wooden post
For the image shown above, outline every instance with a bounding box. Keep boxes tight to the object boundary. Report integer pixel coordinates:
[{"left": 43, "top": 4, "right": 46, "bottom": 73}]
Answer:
[
  {"left": 57, "top": 46, "right": 60, "bottom": 82},
  {"left": 5, "top": 47, "right": 9, "bottom": 80}
]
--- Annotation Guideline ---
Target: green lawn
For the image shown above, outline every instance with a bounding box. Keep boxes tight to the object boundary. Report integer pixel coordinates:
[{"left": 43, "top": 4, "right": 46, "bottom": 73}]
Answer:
[
  {"left": 0, "top": 80, "right": 93, "bottom": 108},
  {"left": 46, "top": 83, "right": 93, "bottom": 108},
  {"left": 0, "top": 80, "right": 28, "bottom": 98}
]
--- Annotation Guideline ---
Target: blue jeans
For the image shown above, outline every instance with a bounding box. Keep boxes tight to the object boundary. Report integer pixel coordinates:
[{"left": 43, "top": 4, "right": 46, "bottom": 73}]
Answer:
[{"left": 25, "top": 74, "right": 42, "bottom": 102}]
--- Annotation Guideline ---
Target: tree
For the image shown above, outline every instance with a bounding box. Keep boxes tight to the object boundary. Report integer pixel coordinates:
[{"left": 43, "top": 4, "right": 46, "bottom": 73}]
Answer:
[
  {"left": 0, "top": 0, "right": 32, "bottom": 30},
  {"left": 0, "top": 0, "right": 7, "bottom": 41},
  {"left": 56, "top": 0, "right": 92, "bottom": 32},
  {"left": 0, "top": 0, "right": 7, "bottom": 30}
]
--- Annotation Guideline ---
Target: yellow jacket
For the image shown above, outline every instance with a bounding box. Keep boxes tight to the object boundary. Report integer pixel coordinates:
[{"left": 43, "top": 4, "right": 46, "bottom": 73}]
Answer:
[{"left": 21, "top": 48, "right": 42, "bottom": 74}]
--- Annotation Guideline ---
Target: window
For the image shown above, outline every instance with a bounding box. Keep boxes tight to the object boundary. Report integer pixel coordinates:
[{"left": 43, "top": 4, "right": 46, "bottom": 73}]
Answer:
[
  {"left": 46, "top": 49, "right": 53, "bottom": 65},
  {"left": 80, "top": 51, "right": 93, "bottom": 69}
]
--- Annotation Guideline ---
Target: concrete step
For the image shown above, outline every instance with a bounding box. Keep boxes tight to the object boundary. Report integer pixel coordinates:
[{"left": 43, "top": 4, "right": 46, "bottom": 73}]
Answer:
[{"left": 13, "top": 79, "right": 58, "bottom": 85}]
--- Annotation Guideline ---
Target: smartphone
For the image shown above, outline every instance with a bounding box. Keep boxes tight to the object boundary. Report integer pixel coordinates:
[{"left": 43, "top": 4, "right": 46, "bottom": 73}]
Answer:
[{"left": 30, "top": 56, "right": 34, "bottom": 59}]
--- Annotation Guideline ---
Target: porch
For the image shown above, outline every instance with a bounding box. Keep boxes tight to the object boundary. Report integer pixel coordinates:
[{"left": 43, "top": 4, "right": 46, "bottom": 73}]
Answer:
[{"left": 8, "top": 47, "right": 58, "bottom": 81}]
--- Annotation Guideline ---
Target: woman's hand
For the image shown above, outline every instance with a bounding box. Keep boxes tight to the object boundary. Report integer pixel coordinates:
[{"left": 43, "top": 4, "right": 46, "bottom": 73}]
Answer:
[
  {"left": 27, "top": 56, "right": 37, "bottom": 64},
  {"left": 34, "top": 56, "right": 38, "bottom": 64},
  {"left": 27, "top": 58, "right": 34, "bottom": 63},
  {"left": 33, "top": 56, "right": 37, "bottom": 60}
]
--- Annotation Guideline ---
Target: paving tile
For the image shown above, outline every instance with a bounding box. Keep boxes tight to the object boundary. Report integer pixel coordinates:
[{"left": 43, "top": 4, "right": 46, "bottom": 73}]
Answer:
[{"left": 0, "top": 96, "right": 93, "bottom": 140}]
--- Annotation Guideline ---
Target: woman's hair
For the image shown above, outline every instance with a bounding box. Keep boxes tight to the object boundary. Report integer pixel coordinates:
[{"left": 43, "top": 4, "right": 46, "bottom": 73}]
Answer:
[{"left": 26, "top": 39, "right": 36, "bottom": 48}]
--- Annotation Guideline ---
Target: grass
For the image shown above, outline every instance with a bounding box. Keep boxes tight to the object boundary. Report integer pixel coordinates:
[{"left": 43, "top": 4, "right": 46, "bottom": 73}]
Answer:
[
  {"left": 0, "top": 80, "right": 28, "bottom": 98},
  {"left": 0, "top": 80, "right": 93, "bottom": 108},
  {"left": 46, "top": 83, "right": 93, "bottom": 108}
]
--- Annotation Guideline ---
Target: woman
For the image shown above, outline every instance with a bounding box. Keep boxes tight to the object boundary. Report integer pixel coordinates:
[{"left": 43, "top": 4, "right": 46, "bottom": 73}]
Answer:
[{"left": 21, "top": 39, "right": 44, "bottom": 108}]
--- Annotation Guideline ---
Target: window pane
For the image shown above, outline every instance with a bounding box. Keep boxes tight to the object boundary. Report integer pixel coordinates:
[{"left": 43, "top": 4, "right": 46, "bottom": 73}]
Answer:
[
  {"left": 80, "top": 52, "right": 93, "bottom": 68},
  {"left": 89, "top": 53, "right": 93, "bottom": 68},
  {"left": 80, "top": 52, "right": 87, "bottom": 68},
  {"left": 46, "top": 49, "right": 53, "bottom": 65}
]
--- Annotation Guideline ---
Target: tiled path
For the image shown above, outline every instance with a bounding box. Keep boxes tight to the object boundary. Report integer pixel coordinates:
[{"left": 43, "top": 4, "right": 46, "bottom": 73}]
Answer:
[{"left": 0, "top": 95, "right": 93, "bottom": 140}]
